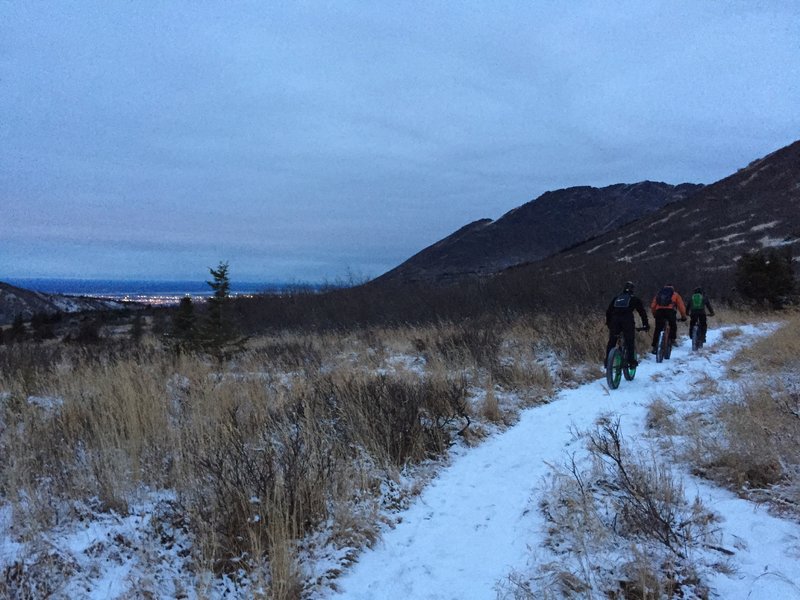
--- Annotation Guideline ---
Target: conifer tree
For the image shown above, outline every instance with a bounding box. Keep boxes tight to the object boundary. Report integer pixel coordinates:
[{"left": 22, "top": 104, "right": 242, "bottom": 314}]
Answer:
[
  {"left": 10, "top": 314, "right": 26, "bottom": 344},
  {"left": 171, "top": 296, "right": 197, "bottom": 351},
  {"left": 130, "top": 312, "right": 144, "bottom": 342},
  {"left": 31, "top": 311, "right": 55, "bottom": 341},
  {"left": 201, "top": 261, "right": 244, "bottom": 360}
]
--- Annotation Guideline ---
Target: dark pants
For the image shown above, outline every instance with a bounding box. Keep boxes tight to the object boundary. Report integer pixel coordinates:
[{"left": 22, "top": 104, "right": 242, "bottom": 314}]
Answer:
[
  {"left": 607, "top": 315, "right": 636, "bottom": 366},
  {"left": 689, "top": 312, "right": 708, "bottom": 342},
  {"left": 652, "top": 308, "right": 677, "bottom": 349}
]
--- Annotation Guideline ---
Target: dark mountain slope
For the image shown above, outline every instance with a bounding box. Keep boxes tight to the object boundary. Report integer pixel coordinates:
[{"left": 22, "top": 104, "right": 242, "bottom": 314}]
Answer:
[
  {"left": 509, "top": 139, "right": 800, "bottom": 298},
  {"left": 0, "top": 281, "right": 125, "bottom": 325},
  {"left": 378, "top": 181, "right": 702, "bottom": 283}
]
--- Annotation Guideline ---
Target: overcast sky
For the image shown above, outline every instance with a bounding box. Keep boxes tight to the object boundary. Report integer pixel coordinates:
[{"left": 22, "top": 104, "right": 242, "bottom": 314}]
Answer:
[{"left": 1, "top": 1, "right": 798, "bottom": 283}]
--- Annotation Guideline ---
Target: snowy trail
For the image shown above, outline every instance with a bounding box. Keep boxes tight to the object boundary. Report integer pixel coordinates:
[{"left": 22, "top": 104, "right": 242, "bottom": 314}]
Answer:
[{"left": 329, "top": 326, "right": 800, "bottom": 600}]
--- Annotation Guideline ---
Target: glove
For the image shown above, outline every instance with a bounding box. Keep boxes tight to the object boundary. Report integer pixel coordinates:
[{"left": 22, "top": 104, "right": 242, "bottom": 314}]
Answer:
[{"left": 680, "top": 316, "right": 687, "bottom": 322}]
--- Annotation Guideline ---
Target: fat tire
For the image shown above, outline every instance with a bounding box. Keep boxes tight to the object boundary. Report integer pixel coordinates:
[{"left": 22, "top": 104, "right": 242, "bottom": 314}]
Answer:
[
  {"left": 623, "top": 351, "right": 636, "bottom": 381},
  {"left": 691, "top": 324, "right": 701, "bottom": 352},
  {"left": 663, "top": 324, "right": 673, "bottom": 360},
  {"left": 656, "top": 332, "right": 665, "bottom": 363},
  {"left": 606, "top": 348, "right": 623, "bottom": 389}
]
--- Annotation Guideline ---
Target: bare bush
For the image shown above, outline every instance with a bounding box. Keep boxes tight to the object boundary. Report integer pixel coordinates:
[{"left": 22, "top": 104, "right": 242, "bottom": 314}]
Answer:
[{"left": 525, "top": 418, "right": 718, "bottom": 599}]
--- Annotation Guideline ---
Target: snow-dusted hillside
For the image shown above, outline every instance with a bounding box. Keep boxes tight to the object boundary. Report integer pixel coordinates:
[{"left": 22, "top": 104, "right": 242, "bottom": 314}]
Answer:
[{"left": 0, "top": 281, "right": 126, "bottom": 324}]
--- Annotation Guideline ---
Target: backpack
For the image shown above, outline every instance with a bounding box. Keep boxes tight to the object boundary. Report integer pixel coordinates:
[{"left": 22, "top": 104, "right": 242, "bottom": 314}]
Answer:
[
  {"left": 613, "top": 293, "right": 632, "bottom": 309},
  {"left": 691, "top": 293, "right": 704, "bottom": 311},
  {"left": 655, "top": 286, "right": 674, "bottom": 308}
]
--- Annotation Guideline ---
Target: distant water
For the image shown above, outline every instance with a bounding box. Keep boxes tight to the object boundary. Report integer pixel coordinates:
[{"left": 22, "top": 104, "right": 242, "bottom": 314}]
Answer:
[{"left": 5, "top": 278, "right": 306, "bottom": 304}]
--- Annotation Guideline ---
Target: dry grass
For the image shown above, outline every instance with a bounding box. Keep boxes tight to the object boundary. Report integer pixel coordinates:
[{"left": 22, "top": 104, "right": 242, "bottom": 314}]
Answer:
[
  {"left": 480, "top": 379, "right": 503, "bottom": 423},
  {"left": 515, "top": 418, "right": 717, "bottom": 599},
  {"left": 728, "top": 310, "right": 800, "bottom": 373},
  {"left": 678, "top": 310, "right": 800, "bottom": 516},
  {"left": 645, "top": 398, "right": 677, "bottom": 434},
  {"left": 711, "top": 307, "right": 759, "bottom": 327},
  {"left": 0, "top": 311, "right": 597, "bottom": 591},
  {"left": 690, "top": 373, "right": 720, "bottom": 397},
  {"left": 691, "top": 384, "right": 799, "bottom": 494}
]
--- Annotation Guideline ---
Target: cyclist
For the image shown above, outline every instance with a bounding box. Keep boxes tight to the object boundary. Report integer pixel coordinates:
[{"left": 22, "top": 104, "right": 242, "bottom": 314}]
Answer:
[
  {"left": 688, "top": 286, "right": 715, "bottom": 344},
  {"left": 650, "top": 284, "right": 687, "bottom": 354},
  {"left": 606, "top": 281, "right": 650, "bottom": 368}
]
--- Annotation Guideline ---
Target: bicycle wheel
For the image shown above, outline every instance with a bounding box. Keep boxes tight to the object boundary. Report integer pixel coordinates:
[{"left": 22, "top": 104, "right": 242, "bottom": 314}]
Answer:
[
  {"left": 623, "top": 350, "right": 636, "bottom": 381},
  {"left": 665, "top": 329, "right": 673, "bottom": 359},
  {"left": 606, "top": 347, "right": 623, "bottom": 389},
  {"left": 656, "top": 332, "right": 665, "bottom": 363},
  {"left": 691, "top": 323, "right": 701, "bottom": 352}
]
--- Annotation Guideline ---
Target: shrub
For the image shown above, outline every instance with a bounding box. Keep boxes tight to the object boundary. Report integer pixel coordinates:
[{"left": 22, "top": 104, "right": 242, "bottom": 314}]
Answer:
[
  {"left": 519, "top": 418, "right": 717, "bottom": 599},
  {"left": 735, "top": 247, "right": 796, "bottom": 307}
]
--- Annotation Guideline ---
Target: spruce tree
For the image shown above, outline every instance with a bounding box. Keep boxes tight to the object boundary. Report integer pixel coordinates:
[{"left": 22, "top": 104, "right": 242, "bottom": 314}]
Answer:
[
  {"left": 201, "top": 261, "right": 244, "bottom": 360},
  {"left": 10, "top": 314, "right": 26, "bottom": 344},
  {"left": 171, "top": 296, "right": 197, "bottom": 351},
  {"left": 130, "top": 312, "right": 144, "bottom": 342}
]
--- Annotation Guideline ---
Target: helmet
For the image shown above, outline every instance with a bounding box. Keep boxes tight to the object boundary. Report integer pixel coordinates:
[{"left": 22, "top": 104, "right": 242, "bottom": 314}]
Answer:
[{"left": 623, "top": 281, "right": 635, "bottom": 293}]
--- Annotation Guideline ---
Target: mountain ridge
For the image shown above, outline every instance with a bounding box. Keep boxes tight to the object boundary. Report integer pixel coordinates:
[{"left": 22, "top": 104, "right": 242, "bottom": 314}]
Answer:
[
  {"left": 500, "top": 139, "right": 800, "bottom": 298},
  {"left": 0, "top": 281, "right": 126, "bottom": 325},
  {"left": 378, "top": 181, "right": 703, "bottom": 283}
]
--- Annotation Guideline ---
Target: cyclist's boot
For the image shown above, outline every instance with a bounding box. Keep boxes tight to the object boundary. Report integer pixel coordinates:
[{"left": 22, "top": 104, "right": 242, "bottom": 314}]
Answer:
[{"left": 628, "top": 358, "right": 639, "bottom": 368}]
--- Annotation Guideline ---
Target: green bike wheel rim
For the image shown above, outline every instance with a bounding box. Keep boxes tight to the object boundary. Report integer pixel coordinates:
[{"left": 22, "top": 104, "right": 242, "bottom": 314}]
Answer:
[
  {"left": 608, "top": 349, "right": 622, "bottom": 388},
  {"left": 624, "top": 353, "right": 636, "bottom": 381}
]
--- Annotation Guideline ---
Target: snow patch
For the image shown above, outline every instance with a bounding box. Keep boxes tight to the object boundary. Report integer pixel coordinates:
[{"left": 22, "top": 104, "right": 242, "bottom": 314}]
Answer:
[
  {"left": 707, "top": 231, "right": 745, "bottom": 245},
  {"left": 751, "top": 220, "right": 781, "bottom": 232},
  {"left": 27, "top": 395, "right": 64, "bottom": 411},
  {"left": 759, "top": 235, "right": 794, "bottom": 248}
]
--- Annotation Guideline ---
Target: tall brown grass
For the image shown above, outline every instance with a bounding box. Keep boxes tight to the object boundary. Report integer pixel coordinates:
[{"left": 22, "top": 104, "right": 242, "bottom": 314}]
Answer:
[
  {"left": 681, "top": 311, "right": 800, "bottom": 515},
  {"left": 0, "top": 311, "right": 596, "bottom": 592}
]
